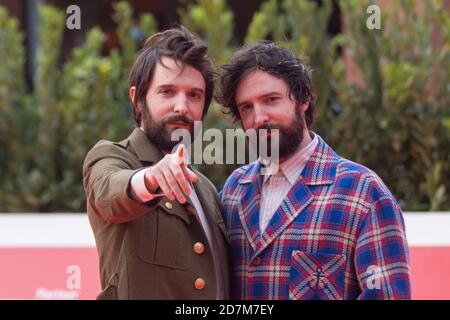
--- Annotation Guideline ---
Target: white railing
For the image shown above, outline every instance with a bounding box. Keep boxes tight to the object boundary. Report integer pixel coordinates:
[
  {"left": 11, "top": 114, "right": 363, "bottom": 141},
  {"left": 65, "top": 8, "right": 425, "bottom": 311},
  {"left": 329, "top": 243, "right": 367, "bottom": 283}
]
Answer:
[{"left": 0, "top": 212, "right": 449, "bottom": 247}]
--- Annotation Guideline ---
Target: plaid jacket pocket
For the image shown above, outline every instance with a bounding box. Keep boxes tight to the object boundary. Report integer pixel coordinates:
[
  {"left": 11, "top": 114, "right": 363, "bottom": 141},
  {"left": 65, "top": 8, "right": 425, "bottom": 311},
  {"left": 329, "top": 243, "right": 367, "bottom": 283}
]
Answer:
[{"left": 289, "top": 250, "right": 346, "bottom": 300}]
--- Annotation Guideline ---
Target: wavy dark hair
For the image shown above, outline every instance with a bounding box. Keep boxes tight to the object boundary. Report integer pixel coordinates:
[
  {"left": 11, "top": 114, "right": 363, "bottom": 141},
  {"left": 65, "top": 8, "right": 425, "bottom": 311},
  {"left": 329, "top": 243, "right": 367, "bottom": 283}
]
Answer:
[
  {"left": 128, "top": 26, "right": 216, "bottom": 126},
  {"left": 216, "top": 41, "right": 316, "bottom": 128}
]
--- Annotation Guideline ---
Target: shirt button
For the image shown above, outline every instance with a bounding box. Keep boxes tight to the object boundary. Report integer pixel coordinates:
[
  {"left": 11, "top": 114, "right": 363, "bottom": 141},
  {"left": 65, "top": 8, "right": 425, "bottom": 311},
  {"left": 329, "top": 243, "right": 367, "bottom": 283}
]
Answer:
[
  {"left": 165, "top": 202, "right": 173, "bottom": 210},
  {"left": 253, "top": 257, "right": 261, "bottom": 265},
  {"left": 194, "top": 278, "right": 206, "bottom": 290},
  {"left": 193, "top": 242, "right": 205, "bottom": 254}
]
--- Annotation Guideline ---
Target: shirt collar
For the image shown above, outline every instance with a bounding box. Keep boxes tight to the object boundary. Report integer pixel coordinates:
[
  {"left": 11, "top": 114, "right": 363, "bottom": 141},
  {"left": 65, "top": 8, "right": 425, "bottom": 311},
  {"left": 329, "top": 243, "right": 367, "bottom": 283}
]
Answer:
[{"left": 261, "top": 132, "right": 319, "bottom": 185}]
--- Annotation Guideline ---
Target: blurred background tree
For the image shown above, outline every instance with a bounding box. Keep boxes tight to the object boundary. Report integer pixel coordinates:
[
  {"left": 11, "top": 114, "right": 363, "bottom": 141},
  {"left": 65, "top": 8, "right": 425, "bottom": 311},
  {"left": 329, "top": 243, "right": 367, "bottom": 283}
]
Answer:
[
  {"left": 331, "top": 0, "right": 450, "bottom": 210},
  {"left": 0, "top": 0, "right": 448, "bottom": 212}
]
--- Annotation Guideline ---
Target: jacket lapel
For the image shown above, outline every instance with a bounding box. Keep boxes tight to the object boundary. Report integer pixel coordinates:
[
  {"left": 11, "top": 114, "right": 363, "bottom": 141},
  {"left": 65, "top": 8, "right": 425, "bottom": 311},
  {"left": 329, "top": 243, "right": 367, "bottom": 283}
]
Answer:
[
  {"left": 192, "top": 171, "right": 231, "bottom": 297},
  {"left": 254, "top": 177, "right": 313, "bottom": 258},
  {"left": 236, "top": 162, "right": 263, "bottom": 252},
  {"left": 192, "top": 175, "right": 221, "bottom": 224},
  {"left": 251, "top": 135, "right": 339, "bottom": 258}
]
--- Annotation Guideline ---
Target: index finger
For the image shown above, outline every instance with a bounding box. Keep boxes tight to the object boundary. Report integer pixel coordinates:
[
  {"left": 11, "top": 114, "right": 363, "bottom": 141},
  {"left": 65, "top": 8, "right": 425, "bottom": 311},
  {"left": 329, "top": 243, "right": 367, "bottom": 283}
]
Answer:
[{"left": 173, "top": 144, "right": 187, "bottom": 167}]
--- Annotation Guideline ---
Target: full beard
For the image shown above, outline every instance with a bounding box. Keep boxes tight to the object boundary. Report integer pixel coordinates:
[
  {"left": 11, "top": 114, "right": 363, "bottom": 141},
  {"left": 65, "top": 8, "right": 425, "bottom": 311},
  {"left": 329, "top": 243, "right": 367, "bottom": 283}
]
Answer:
[
  {"left": 256, "top": 107, "right": 305, "bottom": 161},
  {"left": 141, "top": 107, "right": 194, "bottom": 153}
]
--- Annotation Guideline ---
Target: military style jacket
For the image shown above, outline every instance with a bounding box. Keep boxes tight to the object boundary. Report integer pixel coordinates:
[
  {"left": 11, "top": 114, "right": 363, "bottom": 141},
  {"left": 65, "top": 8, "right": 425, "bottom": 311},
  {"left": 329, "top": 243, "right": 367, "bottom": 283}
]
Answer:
[{"left": 83, "top": 128, "right": 230, "bottom": 299}]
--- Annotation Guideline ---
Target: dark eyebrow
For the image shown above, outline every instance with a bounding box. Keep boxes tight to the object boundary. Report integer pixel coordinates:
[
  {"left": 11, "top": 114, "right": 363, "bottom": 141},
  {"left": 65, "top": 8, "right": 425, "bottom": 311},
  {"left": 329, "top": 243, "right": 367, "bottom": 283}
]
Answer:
[
  {"left": 237, "top": 100, "right": 250, "bottom": 109},
  {"left": 237, "top": 91, "right": 282, "bottom": 108},
  {"left": 261, "top": 91, "right": 283, "bottom": 98},
  {"left": 190, "top": 87, "right": 205, "bottom": 94},
  {"left": 156, "top": 84, "right": 205, "bottom": 94}
]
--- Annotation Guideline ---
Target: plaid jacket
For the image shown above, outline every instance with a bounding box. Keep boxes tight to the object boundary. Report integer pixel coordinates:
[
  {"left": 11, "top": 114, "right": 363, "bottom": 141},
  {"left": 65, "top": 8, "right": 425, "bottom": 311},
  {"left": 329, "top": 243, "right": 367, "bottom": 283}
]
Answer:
[{"left": 220, "top": 135, "right": 411, "bottom": 300}]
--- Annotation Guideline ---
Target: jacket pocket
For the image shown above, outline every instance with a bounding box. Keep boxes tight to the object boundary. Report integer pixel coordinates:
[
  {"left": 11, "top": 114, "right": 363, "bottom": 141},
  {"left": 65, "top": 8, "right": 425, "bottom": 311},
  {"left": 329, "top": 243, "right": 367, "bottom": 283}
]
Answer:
[
  {"left": 96, "top": 273, "right": 118, "bottom": 300},
  {"left": 289, "top": 250, "right": 346, "bottom": 300},
  {"left": 138, "top": 210, "right": 189, "bottom": 270}
]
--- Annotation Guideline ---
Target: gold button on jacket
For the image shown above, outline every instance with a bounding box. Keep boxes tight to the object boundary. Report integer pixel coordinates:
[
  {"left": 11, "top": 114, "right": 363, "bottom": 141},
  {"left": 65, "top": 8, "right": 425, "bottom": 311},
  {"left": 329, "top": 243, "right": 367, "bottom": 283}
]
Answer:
[
  {"left": 194, "top": 278, "right": 206, "bottom": 290},
  {"left": 193, "top": 242, "right": 205, "bottom": 254},
  {"left": 164, "top": 202, "right": 173, "bottom": 210}
]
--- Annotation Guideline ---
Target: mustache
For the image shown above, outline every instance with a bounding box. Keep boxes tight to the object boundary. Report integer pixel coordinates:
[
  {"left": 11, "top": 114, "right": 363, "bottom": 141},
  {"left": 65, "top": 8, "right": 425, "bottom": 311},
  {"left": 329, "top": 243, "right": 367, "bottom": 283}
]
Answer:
[
  {"left": 256, "top": 124, "right": 283, "bottom": 134},
  {"left": 164, "top": 115, "right": 194, "bottom": 126},
  {"left": 256, "top": 124, "right": 281, "bottom": 130}
]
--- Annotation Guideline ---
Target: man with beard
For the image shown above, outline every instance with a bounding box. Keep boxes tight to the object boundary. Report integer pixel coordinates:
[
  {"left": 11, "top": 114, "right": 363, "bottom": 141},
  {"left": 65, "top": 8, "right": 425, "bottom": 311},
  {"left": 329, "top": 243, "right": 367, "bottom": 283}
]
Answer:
[
  {"left": 83, "top": 27, "right": 229, "bottom": 299},
  {"left": 217, "top": 41, "right": 411, "bottom": 300}
]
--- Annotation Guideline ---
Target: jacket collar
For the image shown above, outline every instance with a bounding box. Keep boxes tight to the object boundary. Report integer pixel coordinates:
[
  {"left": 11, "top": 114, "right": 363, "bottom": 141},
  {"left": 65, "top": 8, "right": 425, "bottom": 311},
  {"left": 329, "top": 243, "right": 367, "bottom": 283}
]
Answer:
[
  {"left": 127, "top": 127, "right": 163, "bottom": 164},
  {"left": 234, "top": 134, "right": 339, "bottom": 258},
  {"left": 238, "top": 134, "right": 338, "bottom": 186}
]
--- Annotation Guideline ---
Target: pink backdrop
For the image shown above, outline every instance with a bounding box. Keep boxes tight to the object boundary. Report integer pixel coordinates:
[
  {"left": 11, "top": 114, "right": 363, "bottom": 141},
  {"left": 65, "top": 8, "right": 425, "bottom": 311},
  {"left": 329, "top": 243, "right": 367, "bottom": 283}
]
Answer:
[{"left": 0, "top": 214, "right": 449, "bottom": 299}]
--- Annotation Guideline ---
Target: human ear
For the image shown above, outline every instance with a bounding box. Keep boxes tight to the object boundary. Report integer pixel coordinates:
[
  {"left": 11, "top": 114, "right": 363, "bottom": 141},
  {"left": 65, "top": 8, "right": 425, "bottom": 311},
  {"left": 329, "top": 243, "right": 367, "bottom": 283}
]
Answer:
[
  {"left": 129, "top": 86, "right": 136, "bottom": 105},
  {"left": 130, "top": 86, "right": 142, "bottom": 112},
  {"left": 300, "top": 101, "right": 309, "bottom": 112}
]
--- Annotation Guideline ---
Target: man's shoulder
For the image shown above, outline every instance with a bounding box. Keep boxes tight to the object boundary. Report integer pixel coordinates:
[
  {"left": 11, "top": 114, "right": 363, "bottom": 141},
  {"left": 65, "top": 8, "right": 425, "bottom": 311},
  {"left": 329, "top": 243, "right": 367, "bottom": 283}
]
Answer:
[
  {"left": 334, "top": 155, "right": 396, "bottom": 202},
  {"left": 335, "top": 156, "right": 374, "bottom": 178},
  {"left": 312, "top": 136, "right": 394, "bottom": 200},
  {"left": 86, "top": 137, "right": 131, "bottom": 159},
  {"left": 83, "top": 135, "right": 137, "bottom": 172}
]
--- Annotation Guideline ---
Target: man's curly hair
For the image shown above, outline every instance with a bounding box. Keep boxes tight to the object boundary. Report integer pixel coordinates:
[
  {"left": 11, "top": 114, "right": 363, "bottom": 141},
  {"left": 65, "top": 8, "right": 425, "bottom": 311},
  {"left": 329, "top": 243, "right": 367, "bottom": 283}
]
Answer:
[{"left": 216, "top": 41, "right": 316, "bottom": 128}]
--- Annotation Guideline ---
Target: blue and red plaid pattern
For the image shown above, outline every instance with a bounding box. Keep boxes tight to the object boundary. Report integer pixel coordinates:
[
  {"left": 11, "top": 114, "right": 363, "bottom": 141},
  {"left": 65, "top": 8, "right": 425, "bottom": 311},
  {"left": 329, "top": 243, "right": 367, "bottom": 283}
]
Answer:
[
  {"left": 220, "top": 135, "right": 411, "bottom": 300},
  {"left": 290, "top": 251, "right": 346, "bottom": 300}
]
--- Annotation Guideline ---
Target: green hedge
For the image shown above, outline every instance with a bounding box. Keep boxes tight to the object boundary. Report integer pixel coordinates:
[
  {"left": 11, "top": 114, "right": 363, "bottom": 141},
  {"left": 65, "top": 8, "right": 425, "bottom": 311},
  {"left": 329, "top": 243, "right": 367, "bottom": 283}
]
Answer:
[{"left": 0, "top": 0, "right": 449, "bottom": 212}]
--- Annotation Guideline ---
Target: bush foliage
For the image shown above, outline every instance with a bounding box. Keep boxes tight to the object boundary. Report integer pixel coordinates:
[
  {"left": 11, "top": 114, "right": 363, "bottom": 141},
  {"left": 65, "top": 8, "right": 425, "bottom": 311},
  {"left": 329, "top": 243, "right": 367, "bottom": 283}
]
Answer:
[{"left": 0, "top": 0, "right": 449, "bottom": 212}]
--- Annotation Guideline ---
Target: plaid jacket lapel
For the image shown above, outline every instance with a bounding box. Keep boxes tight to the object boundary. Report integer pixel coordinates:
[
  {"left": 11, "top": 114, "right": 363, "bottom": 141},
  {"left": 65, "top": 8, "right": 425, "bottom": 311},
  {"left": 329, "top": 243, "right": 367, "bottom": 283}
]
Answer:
[
  {"left": 300, "top": 136, "right": 338, "bottom": 186},
  {"left": 236, "top": 161, "right": 263, "bottom": 251},
  {"left": 255, "top": 177, "right": 313, "bottom": 258},
  {"left": 253, "top": 136, "right": 339, "bottom": 258}
]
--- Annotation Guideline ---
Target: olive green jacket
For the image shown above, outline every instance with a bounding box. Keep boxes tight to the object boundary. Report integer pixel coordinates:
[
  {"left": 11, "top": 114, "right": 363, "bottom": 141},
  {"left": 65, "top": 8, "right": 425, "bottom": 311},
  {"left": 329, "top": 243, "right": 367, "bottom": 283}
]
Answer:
[{"left": 83, "top": 128, "right": 230, "bottom": 299}]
